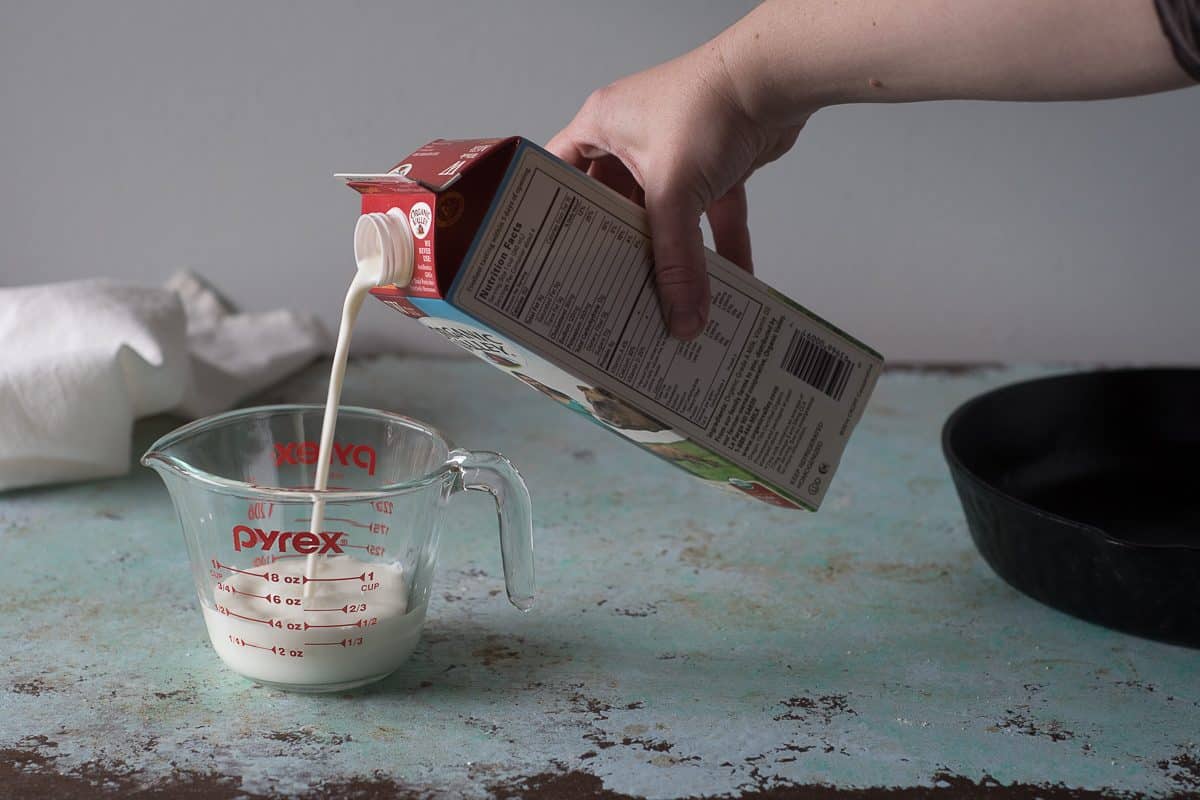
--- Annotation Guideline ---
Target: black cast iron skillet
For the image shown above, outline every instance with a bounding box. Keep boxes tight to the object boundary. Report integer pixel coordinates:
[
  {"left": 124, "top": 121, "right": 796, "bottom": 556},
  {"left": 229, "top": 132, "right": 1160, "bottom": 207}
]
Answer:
[{"left": 942, "top": 368, "right": 1200, "bottom": 647}]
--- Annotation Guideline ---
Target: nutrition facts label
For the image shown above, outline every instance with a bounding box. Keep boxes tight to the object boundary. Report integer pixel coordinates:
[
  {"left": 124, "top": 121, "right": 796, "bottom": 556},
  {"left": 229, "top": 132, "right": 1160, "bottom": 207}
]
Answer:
[{"left": 464, "top": 165, "right": 758, "bottom": 431}]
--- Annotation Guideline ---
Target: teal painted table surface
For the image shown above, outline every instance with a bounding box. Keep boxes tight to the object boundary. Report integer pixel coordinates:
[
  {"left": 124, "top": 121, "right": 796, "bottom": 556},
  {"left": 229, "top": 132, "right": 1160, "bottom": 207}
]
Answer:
[{"left": 2, "top": 357, "right": 1197, "bottom": 799}]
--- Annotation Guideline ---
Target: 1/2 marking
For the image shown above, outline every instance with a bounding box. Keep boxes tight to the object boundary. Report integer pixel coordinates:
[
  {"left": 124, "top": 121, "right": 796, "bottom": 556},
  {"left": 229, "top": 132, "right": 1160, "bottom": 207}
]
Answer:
[
  {"left": 301, "top": 617, "right": 377, "bottom": 630},
  {"left": 214, "top": 603, "right": 272, "bottom": 626}
]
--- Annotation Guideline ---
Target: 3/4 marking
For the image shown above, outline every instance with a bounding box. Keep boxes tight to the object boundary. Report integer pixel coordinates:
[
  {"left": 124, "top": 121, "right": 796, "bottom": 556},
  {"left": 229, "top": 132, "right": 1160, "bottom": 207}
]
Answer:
[{"left": 341, "top": 544, "right": 386, "bottom": 557}]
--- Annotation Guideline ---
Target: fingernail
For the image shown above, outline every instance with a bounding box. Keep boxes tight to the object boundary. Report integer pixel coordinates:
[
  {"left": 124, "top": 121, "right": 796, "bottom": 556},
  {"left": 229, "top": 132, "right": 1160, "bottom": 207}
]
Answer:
[{"left": 669, "top": 306, "right": 705, "bottom": 340}]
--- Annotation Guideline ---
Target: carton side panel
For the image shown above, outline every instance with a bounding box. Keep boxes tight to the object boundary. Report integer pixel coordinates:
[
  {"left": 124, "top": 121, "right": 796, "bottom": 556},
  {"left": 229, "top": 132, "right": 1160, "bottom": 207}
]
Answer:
[{"left": 370, "top": 293, "right": 809, "bottom": 510}]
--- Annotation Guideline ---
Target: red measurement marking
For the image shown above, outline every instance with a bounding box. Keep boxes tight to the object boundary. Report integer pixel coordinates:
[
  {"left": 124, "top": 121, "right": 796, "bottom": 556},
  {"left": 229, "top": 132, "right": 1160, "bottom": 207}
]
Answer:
[
  {"left": 247, "top": 501, "right": 274, "bottom": 521},
  {"left": 213, "top": 561, "right": 268, "bottom": 579},
  {"left": 237, "top": 589, "right": 272, "bottom": 601},
  {"left": 323, "top": 517, "right": 370, "bottom": 529},
  {"left": 302, "top": 572, "right": 366, "bottom": 584},
  {"left": 302, "top": 604, "right": 362, "bottom": 618},
  {"left": 218, "top": 606, "right": 273, "bottom": 626},
  {"left": 242, "top": 641, "right": 274, "bottom": 651},
  {"left": 302, "top": 619, "right": 372, "bottom": 630},
  {"left": 303, "top": 641, "right": 344, "bottom": 646},
  {"left": 340, "top": 543, "right": 386, "bottom": 556}
]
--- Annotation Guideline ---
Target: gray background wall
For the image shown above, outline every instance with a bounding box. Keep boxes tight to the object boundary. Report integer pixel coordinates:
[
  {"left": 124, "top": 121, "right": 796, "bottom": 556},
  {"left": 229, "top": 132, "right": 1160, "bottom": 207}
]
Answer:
[{"left": 2, "top": 0, "right": 1197, "bottom": 363}]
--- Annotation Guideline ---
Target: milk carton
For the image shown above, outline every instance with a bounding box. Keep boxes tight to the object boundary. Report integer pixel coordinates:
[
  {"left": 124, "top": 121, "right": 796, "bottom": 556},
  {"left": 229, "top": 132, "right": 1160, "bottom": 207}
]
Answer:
[{"left": 339, "top": 138, "right": 882, "bottom": 510}]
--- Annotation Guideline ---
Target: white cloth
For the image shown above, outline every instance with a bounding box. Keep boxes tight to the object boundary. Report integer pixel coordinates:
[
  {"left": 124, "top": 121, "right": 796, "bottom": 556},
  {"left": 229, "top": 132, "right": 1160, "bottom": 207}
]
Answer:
[{"left": 0, "top": 272, "right": 330, "bottom": 491}]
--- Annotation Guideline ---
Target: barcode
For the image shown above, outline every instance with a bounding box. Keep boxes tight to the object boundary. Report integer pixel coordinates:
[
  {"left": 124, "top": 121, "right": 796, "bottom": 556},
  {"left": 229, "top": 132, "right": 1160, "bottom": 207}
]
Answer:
[{"left": 781, "top": 332, "right": 853, "bottom": 401}]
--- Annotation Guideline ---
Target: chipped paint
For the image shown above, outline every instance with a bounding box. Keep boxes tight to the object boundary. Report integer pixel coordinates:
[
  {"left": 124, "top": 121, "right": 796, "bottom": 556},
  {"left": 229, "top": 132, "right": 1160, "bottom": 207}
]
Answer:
[{"left": 1, "top": 358, "right": 1198, "bottom": 798}]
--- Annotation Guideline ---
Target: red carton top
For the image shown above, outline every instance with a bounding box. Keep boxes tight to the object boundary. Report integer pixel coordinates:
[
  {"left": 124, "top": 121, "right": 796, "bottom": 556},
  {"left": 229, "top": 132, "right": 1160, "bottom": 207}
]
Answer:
[
  {"left": 339, "top": 138, "right": 521, "bottom": 299},
  {"left": 339, "top": 138, "right": 516, "bottom": 194}
]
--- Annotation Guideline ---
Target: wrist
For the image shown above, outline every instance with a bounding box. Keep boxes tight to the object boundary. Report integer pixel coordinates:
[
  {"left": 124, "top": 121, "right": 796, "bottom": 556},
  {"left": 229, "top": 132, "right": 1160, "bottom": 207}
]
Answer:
[{"left": 714, "top": 2, "right": 838, "bottom": 128}]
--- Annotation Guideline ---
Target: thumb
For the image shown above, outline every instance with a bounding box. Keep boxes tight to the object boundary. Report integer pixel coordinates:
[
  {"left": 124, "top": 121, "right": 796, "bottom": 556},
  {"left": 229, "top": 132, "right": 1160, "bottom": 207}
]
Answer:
[{"left": 646, "top": 187, "right": 710, "bottom": 340}]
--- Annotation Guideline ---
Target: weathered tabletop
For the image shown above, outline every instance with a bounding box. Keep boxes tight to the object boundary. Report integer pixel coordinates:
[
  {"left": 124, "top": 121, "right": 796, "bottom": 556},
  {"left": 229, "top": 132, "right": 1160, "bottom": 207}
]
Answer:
[{"left": 2, "top": 357, "right": 1197, "bottom": 799}]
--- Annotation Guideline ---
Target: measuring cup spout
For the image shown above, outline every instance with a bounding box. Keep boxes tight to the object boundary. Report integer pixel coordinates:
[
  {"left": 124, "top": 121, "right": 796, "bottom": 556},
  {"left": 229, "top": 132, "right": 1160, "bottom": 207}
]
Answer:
[
  {"left": 140, "top": 447, "right": 185, "bottom": 483},
  {"left": 448, "top": 449, "right": 535, "bottom": 611},
  {"left": 139, "top": 419, "right": 208, "bottom": 482}
]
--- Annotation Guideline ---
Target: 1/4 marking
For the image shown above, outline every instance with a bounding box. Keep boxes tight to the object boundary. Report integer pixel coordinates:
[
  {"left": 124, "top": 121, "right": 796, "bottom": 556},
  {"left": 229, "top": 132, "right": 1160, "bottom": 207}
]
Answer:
[{"left": 227, "top": 636, "right": 303, "bottom": 657}]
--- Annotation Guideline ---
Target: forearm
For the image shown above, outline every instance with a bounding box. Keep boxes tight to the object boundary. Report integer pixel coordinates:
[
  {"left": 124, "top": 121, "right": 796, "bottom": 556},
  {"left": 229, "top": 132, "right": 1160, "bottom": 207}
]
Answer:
[{"left": 719, "top": 0, "right": 1195, "bottom": 125}]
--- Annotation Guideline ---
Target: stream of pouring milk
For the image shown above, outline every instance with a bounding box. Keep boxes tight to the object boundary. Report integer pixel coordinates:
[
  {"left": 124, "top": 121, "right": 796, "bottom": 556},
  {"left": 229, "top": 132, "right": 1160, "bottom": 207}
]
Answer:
[
  {"left": 303, "top": 272, "right": 374, "bottom": 597},
  {"left": 204, "top": 216, "right": 424, "bottom": 687}
]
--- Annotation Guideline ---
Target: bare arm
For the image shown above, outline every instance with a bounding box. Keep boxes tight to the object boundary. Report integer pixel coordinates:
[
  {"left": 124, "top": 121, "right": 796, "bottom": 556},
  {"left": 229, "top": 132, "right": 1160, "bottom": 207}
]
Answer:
[
  {"left": 549, "top": 1, "right": 1195, "bottom": 339},
  {"left": 725, "top": 0, "right": 1193, "bottom": 124}
]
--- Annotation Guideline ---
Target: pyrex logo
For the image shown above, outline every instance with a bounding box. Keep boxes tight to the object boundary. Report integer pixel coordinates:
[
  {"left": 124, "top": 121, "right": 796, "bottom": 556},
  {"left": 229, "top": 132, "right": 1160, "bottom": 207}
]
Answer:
[
  {"left": 273, "top": 442, "right": 376, "bottom": 476},
  {"left": 232, "top": 526, "right": 346, "bottom": 555}
]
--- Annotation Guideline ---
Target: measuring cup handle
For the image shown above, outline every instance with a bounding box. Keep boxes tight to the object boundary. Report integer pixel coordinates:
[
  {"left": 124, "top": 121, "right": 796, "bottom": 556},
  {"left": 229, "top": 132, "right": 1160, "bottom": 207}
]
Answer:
[{"left": 448, "top": 449, "right": 535, "bottom": 611}]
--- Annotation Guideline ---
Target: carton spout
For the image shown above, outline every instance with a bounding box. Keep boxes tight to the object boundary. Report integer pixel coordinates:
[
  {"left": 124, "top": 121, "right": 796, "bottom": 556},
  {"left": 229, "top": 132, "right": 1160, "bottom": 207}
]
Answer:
[{"left": 354, "top": 209, "right": 415, "bottom": 288}]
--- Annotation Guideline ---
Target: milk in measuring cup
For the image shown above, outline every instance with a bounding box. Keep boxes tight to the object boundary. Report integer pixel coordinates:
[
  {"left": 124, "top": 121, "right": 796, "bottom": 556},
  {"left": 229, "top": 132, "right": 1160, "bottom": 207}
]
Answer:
[{"left": 202, "top": 556, "right": 424, "bottom": 686}]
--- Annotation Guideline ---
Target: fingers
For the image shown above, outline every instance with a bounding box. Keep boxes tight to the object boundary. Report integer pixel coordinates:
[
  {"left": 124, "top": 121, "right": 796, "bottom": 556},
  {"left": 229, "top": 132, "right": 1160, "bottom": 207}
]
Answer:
[
  {"left": 646, "top": 187, "right": 710, "bottom": 340},
  {"left": 707, "top": 183, "right": 753, "bottom": 274},
  {"left": 587, "top": 155, "right": 641, "bottom": 203},
  {"left": 546, "top": 130, "right": 591, "bottom": 171},
  {"left": 549, "top": 128, "right": 643, "bottom": 203}
]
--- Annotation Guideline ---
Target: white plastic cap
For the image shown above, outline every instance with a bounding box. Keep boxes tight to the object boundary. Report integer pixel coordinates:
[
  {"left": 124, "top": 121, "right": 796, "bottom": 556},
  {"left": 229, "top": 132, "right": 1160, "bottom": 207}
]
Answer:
[{"left": 353, "top": 209, "right": 415, "bottom": 288}]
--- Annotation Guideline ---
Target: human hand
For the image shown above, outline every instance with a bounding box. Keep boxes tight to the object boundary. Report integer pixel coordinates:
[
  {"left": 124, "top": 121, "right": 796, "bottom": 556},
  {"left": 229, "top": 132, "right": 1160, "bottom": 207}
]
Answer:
[{"left": 548, "top": 37, "right": 805, "bottom": 340}]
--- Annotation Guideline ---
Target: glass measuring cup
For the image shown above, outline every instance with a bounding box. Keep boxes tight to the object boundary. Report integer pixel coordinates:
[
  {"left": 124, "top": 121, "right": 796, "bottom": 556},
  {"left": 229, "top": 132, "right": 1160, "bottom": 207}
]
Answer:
[{"left": 141, "top": 404, "right": 534, "bottom": 693}]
